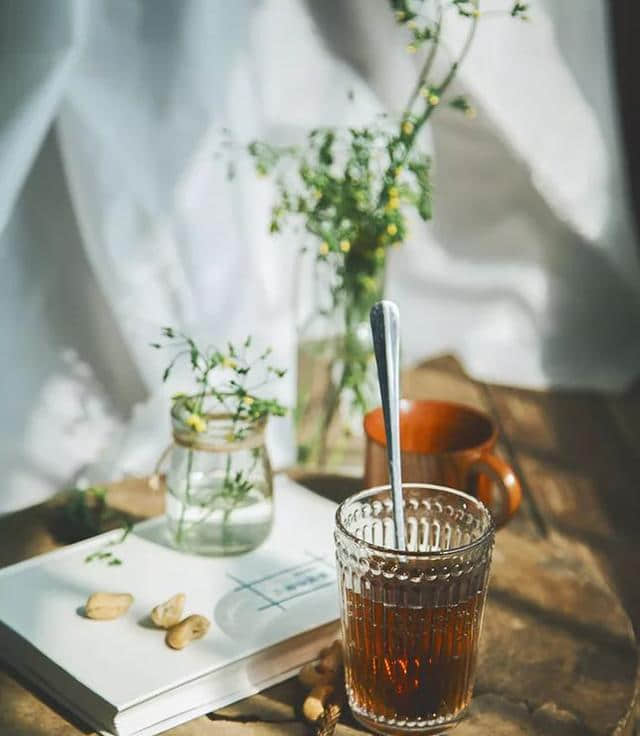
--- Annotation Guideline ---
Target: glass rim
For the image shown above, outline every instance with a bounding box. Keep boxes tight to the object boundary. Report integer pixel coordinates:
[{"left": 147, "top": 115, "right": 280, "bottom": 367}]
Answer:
[{"left": 335, "top": 482, "right": 495, "bottom": 558}]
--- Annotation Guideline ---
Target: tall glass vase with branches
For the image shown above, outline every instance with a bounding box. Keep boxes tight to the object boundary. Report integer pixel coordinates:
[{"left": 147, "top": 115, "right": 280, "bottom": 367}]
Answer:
[{"left": 248, "top": 0, "right": 529, "bottom": 472}]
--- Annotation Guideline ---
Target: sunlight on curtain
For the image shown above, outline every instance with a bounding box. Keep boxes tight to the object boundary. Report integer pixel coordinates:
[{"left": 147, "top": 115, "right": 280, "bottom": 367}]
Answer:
[{"left": 1, "top": 0, "right": 639, "bottom": 512}]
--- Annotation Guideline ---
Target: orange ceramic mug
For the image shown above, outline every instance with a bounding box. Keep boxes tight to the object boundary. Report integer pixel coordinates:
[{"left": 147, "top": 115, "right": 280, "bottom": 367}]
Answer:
[{"left": 364, "top": 399, "right": 521, "bottom": 527}]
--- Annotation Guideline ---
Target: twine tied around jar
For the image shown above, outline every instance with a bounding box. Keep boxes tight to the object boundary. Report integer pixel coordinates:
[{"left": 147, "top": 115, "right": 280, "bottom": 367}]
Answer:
[{"left": 148, "top": 413, "right": 267, "bottom": 492}]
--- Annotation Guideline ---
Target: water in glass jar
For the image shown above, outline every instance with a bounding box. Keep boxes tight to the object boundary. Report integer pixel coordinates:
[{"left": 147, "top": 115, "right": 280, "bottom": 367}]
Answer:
[{"left": 166, "top": 474, "right": 272, "bottom": 556}]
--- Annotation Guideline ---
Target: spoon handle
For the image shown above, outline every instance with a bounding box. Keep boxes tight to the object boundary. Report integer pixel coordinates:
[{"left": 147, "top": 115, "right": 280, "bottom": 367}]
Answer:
[{"left": 370, "top": 300, "right": 406, "bottom": 550}]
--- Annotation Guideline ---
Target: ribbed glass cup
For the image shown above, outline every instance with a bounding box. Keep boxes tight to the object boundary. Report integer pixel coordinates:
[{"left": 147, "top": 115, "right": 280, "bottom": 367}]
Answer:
[{"left": 335, "top": 483, "right": 495, "bottom": 735}]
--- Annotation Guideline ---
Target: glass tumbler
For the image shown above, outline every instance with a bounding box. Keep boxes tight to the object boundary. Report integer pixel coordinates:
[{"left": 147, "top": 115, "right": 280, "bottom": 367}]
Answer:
[{"left": 334, "top": 483, "right": 495, "bottom": 735}]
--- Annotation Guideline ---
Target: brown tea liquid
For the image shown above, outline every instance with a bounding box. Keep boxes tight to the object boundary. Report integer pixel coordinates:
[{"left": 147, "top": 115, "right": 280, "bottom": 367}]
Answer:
[{"left": 343, "top": 588, "right": 486, "bottom": 723}]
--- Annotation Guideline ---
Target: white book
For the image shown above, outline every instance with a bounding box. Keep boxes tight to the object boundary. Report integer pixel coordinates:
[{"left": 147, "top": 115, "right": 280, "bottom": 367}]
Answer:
[{"left": 0, "top": 476, "right": 340, "bottom": 736}]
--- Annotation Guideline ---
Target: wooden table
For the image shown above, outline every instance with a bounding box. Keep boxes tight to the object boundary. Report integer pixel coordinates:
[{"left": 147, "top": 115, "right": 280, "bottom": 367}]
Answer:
[{"left": 1, "top": 357, "right": 639, "bottom": 736}]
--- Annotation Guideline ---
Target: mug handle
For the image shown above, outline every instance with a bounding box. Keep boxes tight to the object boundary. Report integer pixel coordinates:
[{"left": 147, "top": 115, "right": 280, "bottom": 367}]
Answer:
[{"left": 465, "top": 452, "right": 522, "bottom": 527}]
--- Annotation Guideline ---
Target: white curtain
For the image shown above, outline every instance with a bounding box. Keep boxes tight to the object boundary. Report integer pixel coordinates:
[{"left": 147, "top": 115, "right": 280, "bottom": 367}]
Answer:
[{"left": 2, "top": 0, "right": 639, "bottom": 513}]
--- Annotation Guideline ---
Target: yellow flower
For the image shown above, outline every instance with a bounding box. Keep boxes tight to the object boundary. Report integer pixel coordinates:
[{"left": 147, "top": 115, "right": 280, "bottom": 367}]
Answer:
[
  {"left": 389, "top": 187, "right": 399, "bottom": 198},
  {"left": 319, "top": 241, "right": 330, "bottom": 256},
  {"left": 420, "top": 86, "right": 429, "bottom": 99},
  {"left": 185, "top": 413, "right": 207, "bottom": 433},
  {"left": 339, "top": 239, "right": 351, "bottom": 253},
  {"left": 386, "top": 197, "right": 400, "bottom": 211},
  {"left": 407, "top": 20, "right": 418, "bottom": 30},
  {"left": 465, "top": 106, "right": 477, "bottom": 120},
  {"left": 375, "top": 247, "right": 385, "bottom": 259},
  {"left": 313, "top": 189, "right": 322, "bottom": 200},
  {"left": 472, "top": 8, "right": 481, "bottom": 17},
  {"left": 225, "top": 431, "right": 236, "bottom": 443},
  {"left": 406, "top": 43, "right": 417, "bottom": 54},
  {"left": 242, "top": 396, "right": 255, "bottom": 407},
  {"left": 402, "top": 120, "right": 414, "bottom": 136},
  {"left": 428, "top": 93, "right": 440, "bottom": 106},
  {"left": 394, "top": 166, "right": 403, "bottom": 178},
  {"left": 222, "top": 357, "right": 237, "bottom": 369},
  {"left": 386, "top": 223, "right": 398, "bottom": 236}
]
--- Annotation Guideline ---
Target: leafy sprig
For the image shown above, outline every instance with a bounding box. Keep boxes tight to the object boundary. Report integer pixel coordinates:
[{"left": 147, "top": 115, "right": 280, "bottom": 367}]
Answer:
[
  {"left": 152, "top": 328, "right": 286, "bottom": 440},
  {"left": 511, "top": 2, "right": 529, "bottom": 19},
  {"left": 246, "top": 1, "right": 509, "bottom": 310},
  {"left": 85, "top": 524, "right": 133, "bottom": 566},
  {"left": 56, "top": 485, "right": 133, "bottom": 564},
  {"left": 247, "top": 2, "right": 528, "bottom": 318}
]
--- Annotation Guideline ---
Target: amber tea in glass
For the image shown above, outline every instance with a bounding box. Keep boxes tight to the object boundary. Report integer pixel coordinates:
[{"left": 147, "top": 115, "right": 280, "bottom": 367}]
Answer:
[{"left": 335, "top": 483, "right": 495, "bottom": 735}]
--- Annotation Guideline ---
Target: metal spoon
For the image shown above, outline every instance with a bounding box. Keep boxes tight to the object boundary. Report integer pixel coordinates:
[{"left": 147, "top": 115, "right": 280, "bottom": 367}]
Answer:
[{"left": 370, "top": 300, "right": 406, "bottom": 550}]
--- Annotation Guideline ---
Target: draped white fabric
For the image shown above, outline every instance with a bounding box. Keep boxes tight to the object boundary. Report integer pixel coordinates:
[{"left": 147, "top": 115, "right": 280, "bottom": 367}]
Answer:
[{"left": 2, "top": 0, "right": 639, "bottom": 512}]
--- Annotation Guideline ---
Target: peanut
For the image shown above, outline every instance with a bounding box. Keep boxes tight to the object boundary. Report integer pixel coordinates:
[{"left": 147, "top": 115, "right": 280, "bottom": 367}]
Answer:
[
  {"left": 303, "top": 684, "right": 334, "bottom": 723},
  {"left": 298, "top": 662, "right": 336, "bottom": 689},
  {"left": 318, "top": 639, "right": 343, "bottom": 675},
  {"left": 316, "top": 702, "right": 343, "bottom": 736},
  {"left": 299, "top": 639, "right": 344, "bottom": 689},
  {"left": 85, "top": 592, "right": 133, "bottom": 620},
  {"left": 165, "top": 614, "right": 210, "bottom": 650},
  {"left": 151, "top": 593, "right": 185, "bottom": 629}
]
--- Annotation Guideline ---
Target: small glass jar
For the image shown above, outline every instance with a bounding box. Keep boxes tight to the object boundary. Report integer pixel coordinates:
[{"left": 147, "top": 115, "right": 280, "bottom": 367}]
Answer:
[{"left": 164, "top": 398, "right": 273, "bottom": 556}]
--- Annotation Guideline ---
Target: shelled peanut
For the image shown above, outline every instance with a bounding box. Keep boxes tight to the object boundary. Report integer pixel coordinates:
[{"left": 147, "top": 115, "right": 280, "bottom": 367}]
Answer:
[
  {"left": 85, "top": 592, "right": 133, "bottom": 620},
  {"left": 151, "top": 593, "right": 185, "bottom": 629},
  {"left": 148, "top": 594, "right": 210, "bottom": 650},
  {"left": 298, "top": 639, "right": 344, "bottom": 735},
  {"left": 165, "top": 614, "right": 210, "bottom": 650}
]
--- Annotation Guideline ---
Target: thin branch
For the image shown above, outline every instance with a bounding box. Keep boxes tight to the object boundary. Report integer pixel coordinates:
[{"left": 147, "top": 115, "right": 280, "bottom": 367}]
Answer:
[
  {"left": 397, "top": 0, "right": 480, "bottom": 170},
  {"left": 403, "top": 2, "right": 445, "bottom": 117},
  {"left": 434, "top": 0, "right": 479, "bottom": 96}
]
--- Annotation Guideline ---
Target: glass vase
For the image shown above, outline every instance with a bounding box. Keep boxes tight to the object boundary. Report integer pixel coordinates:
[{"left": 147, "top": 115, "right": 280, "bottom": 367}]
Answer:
[
  {"left": 296, "top": 255, "right": 385, "bottom": 474},
  {"left": 164, "top": 399, "right": 273, "bottom": 556}
]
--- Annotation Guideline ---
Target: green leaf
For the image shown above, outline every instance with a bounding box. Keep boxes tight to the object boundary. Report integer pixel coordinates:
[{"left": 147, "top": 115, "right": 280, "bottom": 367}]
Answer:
[
  {"left": 449, "top": 95, "right": 471, "bottom": 112},
  {"left": 189, "top": 343, "right": 199, "bottom": 368},
  {"left": 511, "top": 2, "right": 529, "bottom": 19},
  {"left": 319, "top": 131, "right": 335, "bottom": 166},
  {"left": 418, "top": 193, "right": 432, "bottom": 220}
]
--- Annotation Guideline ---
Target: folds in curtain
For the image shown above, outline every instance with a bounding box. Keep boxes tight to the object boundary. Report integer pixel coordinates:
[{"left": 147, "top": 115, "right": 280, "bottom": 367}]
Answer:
[{"left": 2, "top": 0, "right": 640, "bottom": 513}]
